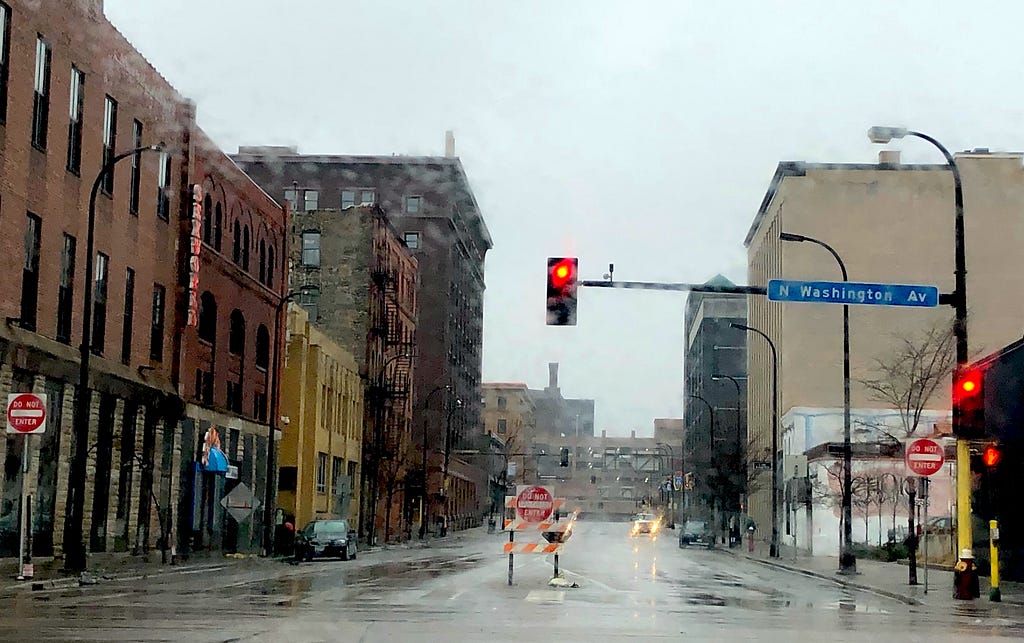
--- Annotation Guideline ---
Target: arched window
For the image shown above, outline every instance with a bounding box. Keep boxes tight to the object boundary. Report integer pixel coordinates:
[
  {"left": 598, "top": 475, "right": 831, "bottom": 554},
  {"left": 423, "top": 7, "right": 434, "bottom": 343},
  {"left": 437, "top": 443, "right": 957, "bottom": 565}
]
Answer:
[
  {"left": 229, "top": 309, "right": 245, "bottom": 355},
  {"left": 258, "top": 238, "right": 266, "bottom": 284},
  {"left": 232, "top": 221, "right": 241, "bottom": 264},
  {"left": 214, "top": 203, "right": 223, "bottom": 251},
  {"left": 267, "top": 246, "right": 275, "bottom": 288},
  {"left": 202, "top": 195, "right": 213, "bottom": 245},
  {"left": 242, "top": 225, "right": 250, "bottom": 271},
  {"left": 255, "top": 324, "right": 270, "bottom": 371},
  {"left": 198, "top": 291, "right": 217, "bottom": 344}
]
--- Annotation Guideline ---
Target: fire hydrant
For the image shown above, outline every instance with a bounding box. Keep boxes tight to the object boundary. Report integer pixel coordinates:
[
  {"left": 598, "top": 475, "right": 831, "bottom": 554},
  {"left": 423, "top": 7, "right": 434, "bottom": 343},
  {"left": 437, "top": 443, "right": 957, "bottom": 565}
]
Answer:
[
  {"left": 747, "top": 526, "right": 756, "bottom": 553},
  {"left": 953, "top": 548, "right": 980, "bottom": 600}
]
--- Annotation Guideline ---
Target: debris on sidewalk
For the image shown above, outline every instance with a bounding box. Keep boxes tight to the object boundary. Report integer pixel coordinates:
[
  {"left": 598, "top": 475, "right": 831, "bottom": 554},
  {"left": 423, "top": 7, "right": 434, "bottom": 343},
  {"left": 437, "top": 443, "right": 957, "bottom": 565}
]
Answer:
[{"left": 549, "top": 575, "right": 579, "bottom": 588}]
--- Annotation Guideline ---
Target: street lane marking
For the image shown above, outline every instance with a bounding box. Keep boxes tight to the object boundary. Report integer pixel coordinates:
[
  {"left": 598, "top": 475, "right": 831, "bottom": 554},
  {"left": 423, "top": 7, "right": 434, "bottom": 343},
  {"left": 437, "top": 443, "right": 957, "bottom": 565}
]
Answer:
[
  {"left": 525, "top": 590, "right": 564, "bottom": 603},
  {"left": 557, "top": 566, "right": 618, "bottom": 593}
]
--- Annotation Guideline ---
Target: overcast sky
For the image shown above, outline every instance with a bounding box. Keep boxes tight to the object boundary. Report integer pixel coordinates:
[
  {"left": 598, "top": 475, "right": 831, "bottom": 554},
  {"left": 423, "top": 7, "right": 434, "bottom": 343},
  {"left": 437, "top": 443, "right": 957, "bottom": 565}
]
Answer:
[{"left": 106, "top": 0, "right": 1024, "bottom": 436}]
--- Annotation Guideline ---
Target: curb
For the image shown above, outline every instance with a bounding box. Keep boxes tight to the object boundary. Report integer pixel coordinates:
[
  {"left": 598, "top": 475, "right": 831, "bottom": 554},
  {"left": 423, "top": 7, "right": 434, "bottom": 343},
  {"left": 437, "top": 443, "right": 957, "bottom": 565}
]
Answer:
[
  {"left": 3, "top": 559, "right": 249, "bottom": 594},
  {"left": 716, "top": 547, "right": 921, "bottom": 606}
]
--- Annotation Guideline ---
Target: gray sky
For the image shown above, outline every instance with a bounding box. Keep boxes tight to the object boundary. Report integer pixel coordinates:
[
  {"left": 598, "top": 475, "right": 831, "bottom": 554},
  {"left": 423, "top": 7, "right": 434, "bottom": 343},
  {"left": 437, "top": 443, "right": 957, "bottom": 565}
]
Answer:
[{"left": 106, "top": 0, "right": 1024, "bottom": 436}]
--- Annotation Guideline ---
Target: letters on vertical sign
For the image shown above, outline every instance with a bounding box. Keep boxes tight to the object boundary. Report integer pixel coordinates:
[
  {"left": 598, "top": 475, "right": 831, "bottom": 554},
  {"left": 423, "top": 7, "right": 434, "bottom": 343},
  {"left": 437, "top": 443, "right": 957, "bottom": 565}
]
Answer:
[{"left": 187, "top": 184, "right": 204, "bottom": 327}]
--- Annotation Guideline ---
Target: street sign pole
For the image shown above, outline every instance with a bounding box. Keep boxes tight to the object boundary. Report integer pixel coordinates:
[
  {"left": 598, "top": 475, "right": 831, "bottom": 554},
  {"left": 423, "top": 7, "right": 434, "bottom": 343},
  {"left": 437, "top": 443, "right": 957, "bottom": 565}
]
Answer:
[
  {"left": 921, "top": 477, "right": 930, "bottom": 595},
  {"left": 17, "top": 436, "right": 28, "bottom": 580}
]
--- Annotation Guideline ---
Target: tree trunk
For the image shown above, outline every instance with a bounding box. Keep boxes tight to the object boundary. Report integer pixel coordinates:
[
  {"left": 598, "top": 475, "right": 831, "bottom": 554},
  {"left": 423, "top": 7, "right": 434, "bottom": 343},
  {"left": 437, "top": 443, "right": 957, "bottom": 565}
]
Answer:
[{"left": 384, "top": 482, "right": 395, "bottom": 544}]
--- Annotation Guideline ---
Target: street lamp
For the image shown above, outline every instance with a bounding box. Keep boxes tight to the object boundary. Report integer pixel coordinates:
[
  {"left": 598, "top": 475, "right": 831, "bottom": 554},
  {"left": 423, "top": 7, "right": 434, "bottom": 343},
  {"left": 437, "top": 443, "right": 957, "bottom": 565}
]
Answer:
[
  {"left": 779, "top": 231, "right": 855, "bottom": 574},
  {"left": 732, "top": 322, "right": 780, "bottom": 558},
  {"left": 440, "top": 397, "right": 464, "bottom": 535},
  {"left": 656, "top": 442, "right": 675, "bottom": 528},
  {"left": 868, "top": 126, "right": 971, "bottom": 554},
  {"left": 418, "top": 385, "right": 450, "bottom": 540},
  {"left": 63, "top": 142, "right": 164, "bottom": 573},
  {"left": 688, "top": 394, "right": 718, "bottom": 540},
  {"left": 713, "top": 373, "right": 745, "bottom": 537}
]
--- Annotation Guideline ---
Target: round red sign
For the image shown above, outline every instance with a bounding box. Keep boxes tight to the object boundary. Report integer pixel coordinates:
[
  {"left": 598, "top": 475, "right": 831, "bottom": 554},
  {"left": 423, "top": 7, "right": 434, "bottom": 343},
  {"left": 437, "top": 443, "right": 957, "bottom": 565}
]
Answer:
[
  {"left": 7, "top": 393, "right": 46, "bottom": 434},
  {"left": 905, "top": 438, "right": 944, "bottom": 476},
  {"left": 516, "top": 485, "right": 554, "bottom": 523}
]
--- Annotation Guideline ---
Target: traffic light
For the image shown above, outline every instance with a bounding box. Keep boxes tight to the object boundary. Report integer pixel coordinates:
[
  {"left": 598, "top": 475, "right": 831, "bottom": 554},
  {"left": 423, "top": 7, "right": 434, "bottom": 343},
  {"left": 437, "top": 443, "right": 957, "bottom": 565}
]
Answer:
[
  {"left": 546, "top": 257, "right": 578, "bottom": 326},
  {"left": 983, "top": 443, "right": 1002, "bottom": 468},
  {"left": 559, "top": 447, "right": 570, "bottom": 467},
  {"left": 953, "top": 367, "right": 985, "bottom": 438}
]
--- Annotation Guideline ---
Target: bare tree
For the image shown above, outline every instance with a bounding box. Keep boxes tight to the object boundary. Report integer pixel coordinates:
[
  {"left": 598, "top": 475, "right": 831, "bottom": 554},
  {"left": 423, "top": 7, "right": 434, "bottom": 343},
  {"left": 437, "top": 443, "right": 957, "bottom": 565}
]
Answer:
[{"left": 857, "top": 321, "right": 956, "bottom": 444}]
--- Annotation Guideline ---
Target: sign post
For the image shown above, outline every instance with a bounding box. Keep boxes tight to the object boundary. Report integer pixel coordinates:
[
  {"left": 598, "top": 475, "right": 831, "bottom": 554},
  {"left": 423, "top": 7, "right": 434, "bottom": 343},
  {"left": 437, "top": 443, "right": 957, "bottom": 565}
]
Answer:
[
  {"left": 8, "top": 393, "right": 47, "bottom": 580},
  {"left": 905, "top": 438, "right": 943, "bottom": 593}
]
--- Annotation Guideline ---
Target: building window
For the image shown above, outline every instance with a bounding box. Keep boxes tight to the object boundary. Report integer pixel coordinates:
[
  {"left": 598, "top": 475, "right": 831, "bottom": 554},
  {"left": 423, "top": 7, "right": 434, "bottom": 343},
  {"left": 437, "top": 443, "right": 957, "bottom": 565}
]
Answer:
[
  {"left": 404, "top": 195, "right": 421, "bottom": 213},
  {"left": 150, "top": 284, "right": 165, "bottom": 362},
  {"left": 496, "top": 396, "right": 507, "bottom": 410},
  {"left": 128, "top": 120, "right": 142, "bottom": 213},
  {"left": 497, "top": 419, "right": 507, "bottom": 435},
  {"left": 214, "top": 204, "right": 223, "bottom": 251},
  {"left": 316, "top": 453, "right": 328, "bottom": 494},
  {"left": 91, "top": 253, "right": 109, "bottom": 355},
  {"left": 301, "top": 231, "right": 321, "bottom": 267},
  {"left": 0, "top": 4, "right": 11, "bottom": 123},
  {"left": 298, "top": 286, "right": 320, "bottom": 321},
  {"left": 258, "top": 238, "right": 266, "bottom": 283},
  {"left": 304, "top": 190, "right": 318, "bottom": 211},
  {"left": 203, "top": 198, "right": 213, "bottom": 245},
  {"left": 255, "top": 324, "right": 270, "bottom": 371},
  {"left": 156, "top": 151, "right": 170, "bottom": 220},
  {"left": 229, "top": 309, "right": 245, "bottom": 355},
  {"left": 226, "top": 381, "right": 240, "bottom": 413},
  {"left": 197, "top": 291, "right": 216, "bottom": 344},
  {"left": 56, "top": 233, "right": 76, "bottom": 344},
  {"left": 66, "top": 66, "right": 84, "bottom": 174},
  {"left": 19, "top": 213, "right": 41, "bottom": 331},
  {"left": 101, "top": 96, "right": 117, "bottom": 194},
  {"left": 31, "top": 35, "right": 51, "bottom": 150},
  {"left": 283, "top": 188, "right": 298, "bottom": 211},
  {"left": 360, "top": 190, "right": 375, "bottom": 206},
  {"left": 242, "top": 225, "right": 250, "bottom": 270},
  {"left": 195, "top": 369, "right": 212, "bottom": 404},
  {"left": 254, "top": 391, "right": 267, "bottom": 422},
  {"left": 232, "top": 221, "right": 241, "bottom": 264},
  {"left": 341, "top": 190, "right": 356, "bottom": 209},
  {"left": 403, "top": 232, "right": 420, "bottom": 249},
  {"left": 267, "top": 246, "right": 274, "bottom": 288},
  {"left": 120, "top": 267, "right": 134, "bottom": 365}
]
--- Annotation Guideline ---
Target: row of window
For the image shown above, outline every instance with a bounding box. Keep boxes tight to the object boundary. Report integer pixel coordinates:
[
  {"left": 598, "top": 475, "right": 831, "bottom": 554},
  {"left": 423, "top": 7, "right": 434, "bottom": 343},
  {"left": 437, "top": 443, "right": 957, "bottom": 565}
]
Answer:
[
  {"left": 282, "top": 187, "right": 423, "bottom": 215},
  {"left": 20, "top": 212, "right": 166, "bottom": 363},
  {"left": 200, "top": 194, "right": 278, "bottom": 289},
  {"left": 12, "top": 14, "right": 173, "bottom": 218},
  {"left": 195, "top": 292, "right": 271, "bottom": 368},
  {"left": 315, "top": 453, "right": 356, "bottom": 496}
]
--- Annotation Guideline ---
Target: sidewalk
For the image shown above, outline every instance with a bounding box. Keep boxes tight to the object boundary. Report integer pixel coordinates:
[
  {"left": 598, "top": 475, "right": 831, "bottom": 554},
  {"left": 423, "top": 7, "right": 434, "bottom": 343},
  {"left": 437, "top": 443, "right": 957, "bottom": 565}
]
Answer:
[{"left": 721, "top": 544, "right": 1024, "bottom": 608}]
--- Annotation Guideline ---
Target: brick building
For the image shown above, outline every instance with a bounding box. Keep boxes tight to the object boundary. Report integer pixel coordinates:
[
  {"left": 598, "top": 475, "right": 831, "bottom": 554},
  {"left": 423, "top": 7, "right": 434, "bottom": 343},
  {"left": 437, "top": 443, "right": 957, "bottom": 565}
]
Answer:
[
  {"left": 287, "top": 205, "right": 416, "bottom": 544},
  {"left": 232, "top": 141, "right": 491, "bottom": 532},
  {"left": 0, "top": 0, "right": 287, "bottom": 561}
]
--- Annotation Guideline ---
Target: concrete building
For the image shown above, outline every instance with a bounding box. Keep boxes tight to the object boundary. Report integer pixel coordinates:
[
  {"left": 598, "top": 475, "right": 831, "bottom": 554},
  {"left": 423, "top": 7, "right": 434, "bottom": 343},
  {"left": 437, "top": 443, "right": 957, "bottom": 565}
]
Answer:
[
  {"left": 286, "top": 204, "right": 417, "bottom": 544},
  {"left": 232, "top": 142, "right": 491, "bottom": 530},
  {"left": 743, "top": 150, "right": 1024, "bottom": 555},
  {"left": 482, "top": 383, "right": 538, "bottom": 510},
  {"left": 683, "top": 275, "right": 747, "bottom": 533},
  {"left": 278, "top": 304, "right": 363, "bottom": 536}
]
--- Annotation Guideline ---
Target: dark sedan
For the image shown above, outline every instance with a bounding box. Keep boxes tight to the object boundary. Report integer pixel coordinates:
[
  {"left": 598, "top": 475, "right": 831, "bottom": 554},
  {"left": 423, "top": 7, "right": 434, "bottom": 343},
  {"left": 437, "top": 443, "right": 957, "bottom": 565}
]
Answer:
[{"left": 295, "top": 519, "right": 357, "bottom": 561}]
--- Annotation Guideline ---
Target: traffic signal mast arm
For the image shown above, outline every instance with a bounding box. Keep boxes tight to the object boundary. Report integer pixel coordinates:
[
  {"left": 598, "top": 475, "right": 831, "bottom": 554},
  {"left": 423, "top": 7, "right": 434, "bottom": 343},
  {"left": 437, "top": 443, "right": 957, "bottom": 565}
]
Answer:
[{"left": 580, "top": 279, "right": 768, "bottom": 296}]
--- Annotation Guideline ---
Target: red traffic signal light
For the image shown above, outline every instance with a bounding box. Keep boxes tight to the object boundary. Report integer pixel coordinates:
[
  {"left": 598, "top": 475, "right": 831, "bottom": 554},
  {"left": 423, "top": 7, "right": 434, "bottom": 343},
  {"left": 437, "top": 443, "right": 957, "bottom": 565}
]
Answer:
[
  {"left": 983, "top": 444, "right": 1002, "bottom": 467},
  {"left": 546, "top": 257, "right": 578, "bottom": 326},
  {"left": 953, "top": 368, "right": 986, "bottom": 439}
]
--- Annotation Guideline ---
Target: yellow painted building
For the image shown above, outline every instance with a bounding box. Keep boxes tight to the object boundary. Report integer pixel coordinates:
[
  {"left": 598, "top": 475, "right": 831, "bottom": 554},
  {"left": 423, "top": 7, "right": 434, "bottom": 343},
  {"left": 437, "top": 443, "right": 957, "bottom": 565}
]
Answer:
[{"left": 278, "top": 304, "right": 364, "bottom": 530}]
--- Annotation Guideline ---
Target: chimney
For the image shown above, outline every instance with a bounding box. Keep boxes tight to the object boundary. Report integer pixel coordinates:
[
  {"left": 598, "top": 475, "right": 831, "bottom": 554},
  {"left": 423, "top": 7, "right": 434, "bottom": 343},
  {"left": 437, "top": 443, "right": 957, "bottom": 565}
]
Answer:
[
  {"left": 80, "top": 0, "right": 104, "bottom": 18},
  {"left": 631, "top": 430, "right": 636, "bottom": 439},
  {"left": 878, "top": 150, "right": 900, "bottom": 165},
  {"left": 548, "top": 362, "right": 559, "bottom": 389},
  {"left": 444, "top": 130, "right": 456, "bottom": 158},
  {"left": 601, "top": 430, "right": 606, "bottom": 439}
]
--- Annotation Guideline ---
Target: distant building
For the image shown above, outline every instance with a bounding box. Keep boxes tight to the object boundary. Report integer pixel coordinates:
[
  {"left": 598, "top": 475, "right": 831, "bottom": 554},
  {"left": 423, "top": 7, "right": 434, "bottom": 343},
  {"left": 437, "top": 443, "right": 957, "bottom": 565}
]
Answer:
[
  {"left": 683, "top": 275, "right": 747, "bottom": 534},
  {"left": 278, "top": 304, "right": 364, "bottom": 538},
  {"left": 232, "top": 141, "right": 492, "bottom": 530},
  {"left": 482, "top": 383, "right": 538, "bottom": 510},
  {"left": 285, "top": 204, "right": 417, "bottom": 544}
]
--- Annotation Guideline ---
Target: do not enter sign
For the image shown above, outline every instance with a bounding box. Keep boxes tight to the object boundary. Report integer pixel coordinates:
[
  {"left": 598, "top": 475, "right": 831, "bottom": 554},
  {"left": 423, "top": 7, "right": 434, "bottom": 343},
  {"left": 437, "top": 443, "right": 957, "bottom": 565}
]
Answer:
[
  {"left": 515, "top": 485, "right": 554, "bottom": 523},
  {"left": 7, "top": 393, "right": 47, "bottom": 435},
  {"left": 905, "top": 437, "right": 944, "bottom": 476}
]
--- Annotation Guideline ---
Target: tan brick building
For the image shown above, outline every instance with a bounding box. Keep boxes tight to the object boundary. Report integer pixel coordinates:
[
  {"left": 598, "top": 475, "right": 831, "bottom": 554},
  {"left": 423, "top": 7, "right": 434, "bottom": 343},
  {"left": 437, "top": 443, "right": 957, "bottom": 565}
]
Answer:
[{"left": 743, "top": 151, "right": 1024, "bottom": 552}]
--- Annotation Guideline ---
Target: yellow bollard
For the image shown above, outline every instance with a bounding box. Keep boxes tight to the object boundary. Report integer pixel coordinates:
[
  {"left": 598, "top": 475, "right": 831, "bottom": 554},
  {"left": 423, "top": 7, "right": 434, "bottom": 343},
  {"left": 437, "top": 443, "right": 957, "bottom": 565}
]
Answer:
[
  {"left": 990, "top": 519, "right": 1001, "bottom": 602},
  {"left": 956, "top": 440, "right": 972, "bottom": 553}
]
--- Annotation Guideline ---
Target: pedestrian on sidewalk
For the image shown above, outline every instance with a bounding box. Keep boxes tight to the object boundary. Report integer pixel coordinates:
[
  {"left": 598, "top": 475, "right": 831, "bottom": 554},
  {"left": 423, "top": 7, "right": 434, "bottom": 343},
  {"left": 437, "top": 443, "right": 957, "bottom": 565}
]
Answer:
[{"left": 954, "top": 548, "right": 980, "bottom": 600}]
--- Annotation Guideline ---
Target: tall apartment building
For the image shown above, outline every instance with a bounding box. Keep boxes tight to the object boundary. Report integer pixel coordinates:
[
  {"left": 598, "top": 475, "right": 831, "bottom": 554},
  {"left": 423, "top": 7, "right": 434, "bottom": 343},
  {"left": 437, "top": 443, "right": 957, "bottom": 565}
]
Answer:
[
  {"left": 232, "top": 141, "right": 492, "bottom": 529},
  {"left": 744, "top": 151, "right": 1024, "bottom": 554},
  {"left": 287, "top": 204, "right": 417, "bottom": 544},
  {"left": 683, "top": 275, "right": 747, "bottom": 529}
]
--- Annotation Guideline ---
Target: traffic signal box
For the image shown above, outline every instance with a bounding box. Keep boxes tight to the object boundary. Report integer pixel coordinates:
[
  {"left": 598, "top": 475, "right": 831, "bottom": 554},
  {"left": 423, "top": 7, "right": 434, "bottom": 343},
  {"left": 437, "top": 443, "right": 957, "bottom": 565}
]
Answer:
[
  {"left": 546, "top": 257, "right": 578, "bottom": 326},
  {"left": 953, "top": 368, "right": 985, "bottom": 439}
]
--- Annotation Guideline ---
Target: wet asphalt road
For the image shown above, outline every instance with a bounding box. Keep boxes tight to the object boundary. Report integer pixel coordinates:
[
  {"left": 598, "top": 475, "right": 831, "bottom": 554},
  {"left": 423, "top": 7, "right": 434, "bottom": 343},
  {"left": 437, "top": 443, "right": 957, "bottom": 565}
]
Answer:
[{"left": 1, "top": 521, "right": 1022, "bottom": 642}]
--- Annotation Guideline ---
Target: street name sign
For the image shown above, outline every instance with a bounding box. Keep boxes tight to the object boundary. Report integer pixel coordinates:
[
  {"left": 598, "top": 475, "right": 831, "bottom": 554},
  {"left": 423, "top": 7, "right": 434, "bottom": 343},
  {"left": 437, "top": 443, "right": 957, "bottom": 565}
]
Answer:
[
  {"left": 905, "top": 438, "right": 945, "bottom": 477},
  {"left": 7, "top": 393, "right": 46, "bottom": 434},
  {"left": 768, "top": 279, "right": 939, "bottom": 308}
]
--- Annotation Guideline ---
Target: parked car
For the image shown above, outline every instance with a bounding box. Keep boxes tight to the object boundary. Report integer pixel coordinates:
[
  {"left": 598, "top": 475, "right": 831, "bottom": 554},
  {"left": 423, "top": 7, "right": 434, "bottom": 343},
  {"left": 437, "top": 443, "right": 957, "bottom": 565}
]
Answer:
[
  {"left": 295, "top": 519, "right": 357, "bottom": 561},
  {"left": 679, "top": 520, "right": 714, "bottom": 549}
]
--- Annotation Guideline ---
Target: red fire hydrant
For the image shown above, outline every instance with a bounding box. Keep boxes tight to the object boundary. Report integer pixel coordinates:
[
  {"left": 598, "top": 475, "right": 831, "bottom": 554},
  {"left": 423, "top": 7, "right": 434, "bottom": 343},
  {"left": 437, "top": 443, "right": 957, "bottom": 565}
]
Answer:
[
  {"left": 954, "top": 548, "right": 980, "bottom": 600},
  {"left": 747, "top": 526, "right": 756, "bottom": 553}
]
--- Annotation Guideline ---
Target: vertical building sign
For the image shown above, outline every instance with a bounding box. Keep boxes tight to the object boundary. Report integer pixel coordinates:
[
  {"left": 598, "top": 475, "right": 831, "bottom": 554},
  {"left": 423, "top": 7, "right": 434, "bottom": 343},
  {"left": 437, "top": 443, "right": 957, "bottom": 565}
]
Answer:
[{"left": 187, "top": 184, "right": 204, "bottom": 327}]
